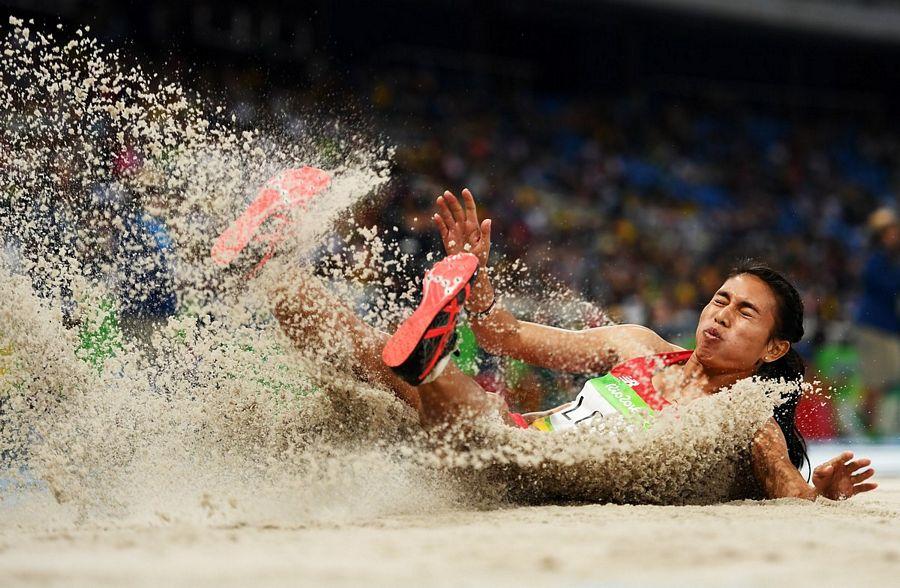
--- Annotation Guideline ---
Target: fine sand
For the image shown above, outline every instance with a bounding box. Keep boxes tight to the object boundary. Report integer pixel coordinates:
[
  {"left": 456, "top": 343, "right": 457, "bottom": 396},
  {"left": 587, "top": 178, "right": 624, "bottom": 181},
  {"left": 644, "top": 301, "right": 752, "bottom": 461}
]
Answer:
[{"left": 2, "top": 479, "right": 897, "bottom": 587}]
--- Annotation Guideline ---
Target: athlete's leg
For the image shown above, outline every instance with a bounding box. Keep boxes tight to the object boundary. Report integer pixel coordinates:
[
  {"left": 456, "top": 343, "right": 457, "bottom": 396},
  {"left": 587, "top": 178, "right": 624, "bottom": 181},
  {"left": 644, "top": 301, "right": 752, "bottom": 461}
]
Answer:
[
  {"left": 213, "top": 168, "right": 507, "bottom": 428},
  {"left": 268, "top": 268, "right": 420, "bottom": 410},
  {"left": 268, "top": 269, "right": 507, "bottom": 426},
  {"left": 416, "top": 362, "right": 509, "bottom": 427}
]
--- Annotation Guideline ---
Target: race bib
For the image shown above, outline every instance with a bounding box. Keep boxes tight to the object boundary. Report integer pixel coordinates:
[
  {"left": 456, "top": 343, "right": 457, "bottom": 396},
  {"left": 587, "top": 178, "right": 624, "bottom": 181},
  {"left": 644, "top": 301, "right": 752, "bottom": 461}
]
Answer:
[{"left": 529, "top": 373, "right": 655, "bottom": 431}]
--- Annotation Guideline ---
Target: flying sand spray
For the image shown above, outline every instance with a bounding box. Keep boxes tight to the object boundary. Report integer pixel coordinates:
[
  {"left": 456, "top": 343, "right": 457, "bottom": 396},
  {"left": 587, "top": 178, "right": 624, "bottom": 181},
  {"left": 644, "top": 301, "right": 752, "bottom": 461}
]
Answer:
[{"left": 0, "top": 18, "right": 803, "bottom": 533}]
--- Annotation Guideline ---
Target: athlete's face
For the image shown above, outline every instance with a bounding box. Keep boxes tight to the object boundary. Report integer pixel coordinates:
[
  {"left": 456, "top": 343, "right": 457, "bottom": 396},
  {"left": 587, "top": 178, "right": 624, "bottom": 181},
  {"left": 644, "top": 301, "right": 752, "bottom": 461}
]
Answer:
[{"left": 694, "top": 274, "right": 790, "bottom": 375}]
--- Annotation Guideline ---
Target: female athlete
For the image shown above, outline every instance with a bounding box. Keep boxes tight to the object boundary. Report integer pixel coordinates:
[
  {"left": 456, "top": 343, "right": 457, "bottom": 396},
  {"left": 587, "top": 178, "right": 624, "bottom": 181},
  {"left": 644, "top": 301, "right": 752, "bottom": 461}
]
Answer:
[{"left": 215, "top": 171, "right": 877, "bottom": 502}]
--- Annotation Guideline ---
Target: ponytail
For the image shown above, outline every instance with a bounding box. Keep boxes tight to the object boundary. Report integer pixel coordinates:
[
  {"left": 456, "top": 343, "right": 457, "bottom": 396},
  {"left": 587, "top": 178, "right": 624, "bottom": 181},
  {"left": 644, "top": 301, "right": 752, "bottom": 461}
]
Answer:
[
  {"left": 756, "top": 348, "right": 809, "bottom": 474},
  {"left": 730, "top": 262, "right": 810, "bottom": 477}
]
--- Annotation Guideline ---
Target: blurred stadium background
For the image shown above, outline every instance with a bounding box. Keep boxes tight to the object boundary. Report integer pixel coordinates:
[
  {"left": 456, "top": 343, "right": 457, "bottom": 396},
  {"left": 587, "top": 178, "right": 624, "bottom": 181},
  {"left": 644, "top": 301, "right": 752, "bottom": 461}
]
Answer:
[{"left": 1, "top": 0, "right": 898, "bottom": 455}]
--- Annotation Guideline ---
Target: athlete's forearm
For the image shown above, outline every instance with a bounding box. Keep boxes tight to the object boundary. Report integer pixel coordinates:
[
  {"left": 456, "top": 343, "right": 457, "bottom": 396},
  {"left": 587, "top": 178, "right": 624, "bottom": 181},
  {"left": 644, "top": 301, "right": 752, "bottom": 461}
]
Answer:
[
  {"left": 465, "top": 271, "right": 530, "bottom": 357},
  {"left": 761, "top": 461, "right": 817, "bottom": 501},
  {"left": 466, "top": 270, "right": 496, "bottom": 315},
  {"left": 469, "top": 301, "right": 607, "bottom": 372},
  {"left": 469, "top": 306, "right": 526, "bottom": 356},
  {"left": 465, "top": 270, "right": 665, "bottom": 372},
  {"left": 751, "top": 419, "right": 817, "bottom": 500}
]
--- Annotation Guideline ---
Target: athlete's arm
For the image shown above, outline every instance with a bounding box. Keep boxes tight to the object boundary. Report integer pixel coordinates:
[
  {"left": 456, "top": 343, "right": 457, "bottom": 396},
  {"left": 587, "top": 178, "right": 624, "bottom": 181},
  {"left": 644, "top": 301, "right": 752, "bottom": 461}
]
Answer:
[
  {"left": 751, "top": 418, "right": 877, "bottom": 500},
  {"left": 469, "top": 292, "right": 670, "bottom": 372},
  {"left": 433, "top": 189, "right": 674, "bottom": 373}
]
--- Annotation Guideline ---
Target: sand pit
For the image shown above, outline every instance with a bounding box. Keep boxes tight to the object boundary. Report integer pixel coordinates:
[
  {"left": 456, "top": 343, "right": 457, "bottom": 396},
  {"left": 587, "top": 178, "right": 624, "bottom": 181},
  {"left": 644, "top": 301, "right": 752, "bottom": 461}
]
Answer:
[{"left": 1, "top": 478, "right": 898, "bottom": 587}]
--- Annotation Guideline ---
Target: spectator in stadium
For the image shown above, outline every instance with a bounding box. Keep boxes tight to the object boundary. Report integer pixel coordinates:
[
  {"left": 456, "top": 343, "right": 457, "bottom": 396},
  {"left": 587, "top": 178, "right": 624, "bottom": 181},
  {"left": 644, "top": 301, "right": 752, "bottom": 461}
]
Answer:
[{"left": 855, "top": 207, "right": 900, "bottom": 434}]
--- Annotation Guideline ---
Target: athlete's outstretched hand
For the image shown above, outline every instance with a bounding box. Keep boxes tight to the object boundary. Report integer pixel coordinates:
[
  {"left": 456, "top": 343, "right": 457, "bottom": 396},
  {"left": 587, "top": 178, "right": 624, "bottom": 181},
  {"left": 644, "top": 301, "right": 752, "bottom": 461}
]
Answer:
[
  {"left": 812, "top": 451, "right": 877, "bottom": 500},
  {"left": 434, "top": 189, "right": 492, "bottom": 268}
]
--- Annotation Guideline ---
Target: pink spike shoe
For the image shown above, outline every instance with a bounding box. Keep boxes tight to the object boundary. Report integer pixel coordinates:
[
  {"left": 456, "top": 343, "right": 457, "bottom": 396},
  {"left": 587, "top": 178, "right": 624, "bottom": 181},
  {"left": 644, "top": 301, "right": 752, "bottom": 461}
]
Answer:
[
  {"left": 211, "top": 166, "right": 331, "bottom": 276},
  {"left": 382, "top": 253, "right": 480, "bottom": 385}
]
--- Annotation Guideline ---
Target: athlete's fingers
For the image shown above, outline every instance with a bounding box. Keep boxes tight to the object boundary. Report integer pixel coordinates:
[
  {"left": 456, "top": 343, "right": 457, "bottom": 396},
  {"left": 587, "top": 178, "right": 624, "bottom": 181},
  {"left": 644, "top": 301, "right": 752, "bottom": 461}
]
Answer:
[
  {"left": 433, "top": 213, "right": 450, "bottom": 244},
  {"left": 853, "top": 482, "right": 878, "bottom": 494},
  {"left": 481, "top": 218, "right": 492, "bottom": 247},
  {"left": 812, "top": 465, "right": 837, "bottom": 490},
  {"left": 852, "top": 468, "right": 875, "bottom": 482},
  {"left": 436, "top": 194, "right": 453, "bottom": 220},
  {"left": 812, "top": 464, "right": 833, "bottom": 481},
  {"left": 814, "top": 459, "right": 838, "bottom": 474},
  {"left": 846, "top": 458, "right": 871, "bottom": 472},
  {"left": 461, "top": 188, "right": 479, "bottom": 223},
  {"left": 436, "top": 196, "right": 456, "bottom": 233},
  {"left": 821, "top": 451, "right": 853, "bottom": 470},
  {"left": 434, "top": 212, "right": 448, "bottom": 235},
  {"left": 444, "top": 190, "right": 467, "bottom": 224}
]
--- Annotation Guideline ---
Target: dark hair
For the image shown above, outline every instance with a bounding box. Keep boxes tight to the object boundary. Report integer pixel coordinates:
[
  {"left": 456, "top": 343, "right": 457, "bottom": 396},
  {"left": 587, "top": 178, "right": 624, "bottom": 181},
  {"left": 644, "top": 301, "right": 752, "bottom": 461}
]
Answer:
[{"left": 728, "top": 262, "right": 809, "bottom": 476}]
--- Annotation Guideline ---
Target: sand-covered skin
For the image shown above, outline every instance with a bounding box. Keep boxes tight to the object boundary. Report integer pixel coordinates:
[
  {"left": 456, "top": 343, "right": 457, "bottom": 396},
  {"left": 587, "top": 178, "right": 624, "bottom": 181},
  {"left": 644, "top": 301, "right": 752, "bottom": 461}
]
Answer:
[{"left": 1, "top": 479, "right": 897, "bottom": 587}]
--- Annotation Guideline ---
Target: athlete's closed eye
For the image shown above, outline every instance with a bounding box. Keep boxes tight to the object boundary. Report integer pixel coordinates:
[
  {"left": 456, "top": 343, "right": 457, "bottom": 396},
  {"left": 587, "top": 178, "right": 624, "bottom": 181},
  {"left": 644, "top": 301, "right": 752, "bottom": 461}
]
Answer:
[{"left": 739, "top": 301, "right": 760, "bottom": 318}]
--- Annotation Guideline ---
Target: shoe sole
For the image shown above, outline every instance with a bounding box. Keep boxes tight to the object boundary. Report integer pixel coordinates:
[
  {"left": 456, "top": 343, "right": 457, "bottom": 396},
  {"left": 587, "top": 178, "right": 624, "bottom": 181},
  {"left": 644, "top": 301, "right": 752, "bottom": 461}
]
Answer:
[
  {"left": 382, "top": 253, "right": 479, "bottom": 368},
  {"left": 211, "top": 166, "right": 331, "bottom": 266}
]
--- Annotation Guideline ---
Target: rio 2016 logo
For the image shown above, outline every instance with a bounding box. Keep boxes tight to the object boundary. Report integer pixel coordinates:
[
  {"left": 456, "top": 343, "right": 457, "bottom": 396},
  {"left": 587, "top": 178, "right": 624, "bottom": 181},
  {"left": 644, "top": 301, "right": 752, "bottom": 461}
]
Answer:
[{"left": 605, "top": 384, "right": 640, "bottom": 413}]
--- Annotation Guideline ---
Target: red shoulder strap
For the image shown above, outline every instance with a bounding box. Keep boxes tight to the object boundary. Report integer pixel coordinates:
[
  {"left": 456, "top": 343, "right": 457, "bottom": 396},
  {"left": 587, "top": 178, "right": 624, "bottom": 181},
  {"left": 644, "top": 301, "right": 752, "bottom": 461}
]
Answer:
[{"left": 609, "top": 350, "right": 693, "bottom": 410}]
